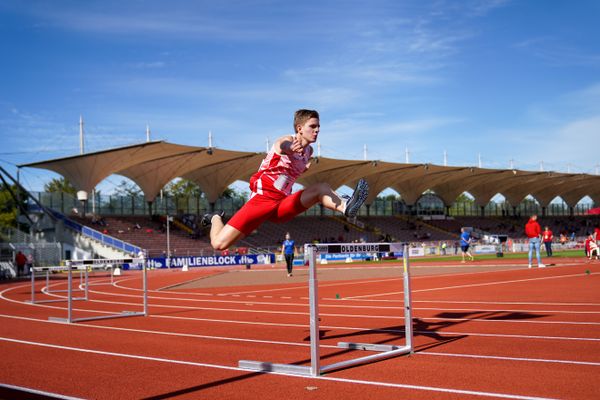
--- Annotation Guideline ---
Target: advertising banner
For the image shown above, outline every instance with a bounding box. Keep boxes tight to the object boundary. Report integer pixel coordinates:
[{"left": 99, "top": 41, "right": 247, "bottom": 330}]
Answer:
[
  {"left": 128, "top": 254, "right": 275, "bottom": 269},
  {"left": 474, "top": 245, "right": 498, "bottom": 254}
]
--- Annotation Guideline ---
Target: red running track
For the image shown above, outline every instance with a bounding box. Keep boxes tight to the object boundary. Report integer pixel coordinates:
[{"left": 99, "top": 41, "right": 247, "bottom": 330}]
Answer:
[{"left": 1, "top": 259, "right": 599, "bottom": 399}]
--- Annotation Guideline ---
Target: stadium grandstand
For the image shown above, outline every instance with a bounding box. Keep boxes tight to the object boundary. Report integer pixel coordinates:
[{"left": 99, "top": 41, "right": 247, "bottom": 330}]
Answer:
[{"left": 1, "top": 141, "right": 599, "bottom": 272}]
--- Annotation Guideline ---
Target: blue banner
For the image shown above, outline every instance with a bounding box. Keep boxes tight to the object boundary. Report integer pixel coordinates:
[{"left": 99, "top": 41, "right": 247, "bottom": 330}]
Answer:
[
  {"left": 124, "top": 254, "right": 275, "bottom": 269},
  {"left": 319, "top": 251, "right": 402, "bottom": 262}
]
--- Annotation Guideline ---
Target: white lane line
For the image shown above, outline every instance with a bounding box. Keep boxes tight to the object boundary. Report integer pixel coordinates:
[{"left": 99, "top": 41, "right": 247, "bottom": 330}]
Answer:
[
  {"left": 419, "top": 351, "right": 600, "bottom": 367},
  {"left": 151, "top": 265, "right": 582, "bottom": 297},
  {"left": 340, "top": 299, "right": 600, "bottom": 307},
  {"left": 84, "top": 275, "right": 600, "bottom": 316},
  {"left": 0, "top": 383, "right": 83, "bottom": 400},
  {"left": 0, "top": 336, "right": 560, "bottom": 400},
  {"left": 346, "top": 272, "right": 600, "bottom": 299},
  {"left": 147, "top": 314, "right": 600, "bottom": 343},
  {"left": 3, "top": 311, "right": 600, "bottom": 358},
  {"left": 62, "top": 282, "right": 600, "bottom": 315},
  {"left": 4, "top": 284, "right": 600, "bottom": 328}
]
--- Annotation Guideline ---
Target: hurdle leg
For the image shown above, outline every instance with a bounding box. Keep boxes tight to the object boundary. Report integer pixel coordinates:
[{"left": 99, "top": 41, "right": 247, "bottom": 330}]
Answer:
[
  {"left": 84, "top": 268, "right": 89, "bottom": 300},
  {"left": 238, "top": 245, "right": 317, "bottom": 376},
  {"left": 143, "top": 258, "right": 148, "bottom": 316},
  {"left": 403, "top": 243, "right": 414, "bottom": 352},
  {"left": 67, "top": 263, "right": 73, "bottom": 323},
  {"left": 307, "top": 245, "right": 321, "bottom": 376},
  {"left": 30, "top": 267, "right": 36, "bottom": 303}
]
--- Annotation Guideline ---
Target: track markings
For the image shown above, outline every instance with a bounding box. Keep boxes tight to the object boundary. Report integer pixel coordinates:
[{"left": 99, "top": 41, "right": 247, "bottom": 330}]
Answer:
[{"left": 0, "top": 336, "right": 560, "bottom": 400}]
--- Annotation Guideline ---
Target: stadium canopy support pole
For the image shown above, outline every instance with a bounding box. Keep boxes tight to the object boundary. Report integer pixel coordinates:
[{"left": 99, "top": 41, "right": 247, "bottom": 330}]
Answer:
[{"left": 239, "top": 242, "right": 413, "bottom": 377}]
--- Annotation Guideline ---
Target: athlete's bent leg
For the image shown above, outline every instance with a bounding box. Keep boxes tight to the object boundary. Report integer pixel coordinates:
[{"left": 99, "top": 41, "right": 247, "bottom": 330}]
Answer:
[
  {"left": 208, "top": 217, "right": 245, "bottom": 250},
  {"left": 300, "top": 182, "right": 345, "bottom": 212}
]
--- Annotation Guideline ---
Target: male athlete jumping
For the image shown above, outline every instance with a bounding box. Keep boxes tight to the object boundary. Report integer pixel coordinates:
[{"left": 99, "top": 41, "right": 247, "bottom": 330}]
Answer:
[{"left": 202, "top": 109, "right": 369, "bottom": 250}]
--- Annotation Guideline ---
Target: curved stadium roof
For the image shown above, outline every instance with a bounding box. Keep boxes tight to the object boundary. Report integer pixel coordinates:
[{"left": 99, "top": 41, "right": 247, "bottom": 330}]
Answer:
[{"left": 20, "top": 140, "right": 600, "bottom": 208}]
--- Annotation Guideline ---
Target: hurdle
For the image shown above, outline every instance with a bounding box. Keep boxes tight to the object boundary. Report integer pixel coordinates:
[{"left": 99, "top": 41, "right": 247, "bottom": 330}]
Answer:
[
  {"left": 239, "top": 242, "right": 413, "bottom": 377},
  {"left": 29, "top": 257, "right": 148, "bottom": 324},
  {"left": 29, "top": 266, "right": 89, "bottom": 304}
]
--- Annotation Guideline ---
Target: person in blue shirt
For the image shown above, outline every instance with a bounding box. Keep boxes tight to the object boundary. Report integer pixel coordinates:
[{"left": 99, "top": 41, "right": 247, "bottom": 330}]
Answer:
[
  {"left": 460, "top": 227, "right": 474, "bottom": 263},
  {"left": 281, "top": 232, "right": 295, "bottom": 277}
]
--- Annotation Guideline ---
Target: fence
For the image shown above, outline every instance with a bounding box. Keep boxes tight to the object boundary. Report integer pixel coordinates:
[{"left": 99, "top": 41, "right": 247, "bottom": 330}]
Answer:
[{"left": 30, "top": 191, "right": 595, "bottom": 219}]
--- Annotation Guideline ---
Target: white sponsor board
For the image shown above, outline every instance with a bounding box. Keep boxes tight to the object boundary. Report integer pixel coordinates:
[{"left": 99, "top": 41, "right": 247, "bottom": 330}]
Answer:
[
  {"left": 474, "top": 245, "right": 497, "bottom": 254},
  {"left": 409, "top": 247, "right": 425, "bottom": 257}
]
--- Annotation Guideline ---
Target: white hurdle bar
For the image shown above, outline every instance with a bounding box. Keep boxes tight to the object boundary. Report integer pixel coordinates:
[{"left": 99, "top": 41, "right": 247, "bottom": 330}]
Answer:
[
  {"left": 239, "top": 242, "right": 413, "bottom": 377},
  {"left": 29, "top": 266, "right": 89, "bottom": 305},
  {"left": 36, "top": 257, "right": 149, "bottom": 324},
  {"left": 29, "top": 263, "right": 117, "bottom": 305}
]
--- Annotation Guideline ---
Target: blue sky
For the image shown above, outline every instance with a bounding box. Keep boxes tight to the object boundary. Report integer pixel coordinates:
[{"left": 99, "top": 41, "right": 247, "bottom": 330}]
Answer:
[{"left": 1, "top": 0, "right": 599, "bottom": 195}]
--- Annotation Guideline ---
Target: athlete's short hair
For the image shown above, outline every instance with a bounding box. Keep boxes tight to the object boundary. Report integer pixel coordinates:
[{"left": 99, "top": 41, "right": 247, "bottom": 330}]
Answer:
[{"left": 294, "top": 109, "right": 319, "bottom": 133}]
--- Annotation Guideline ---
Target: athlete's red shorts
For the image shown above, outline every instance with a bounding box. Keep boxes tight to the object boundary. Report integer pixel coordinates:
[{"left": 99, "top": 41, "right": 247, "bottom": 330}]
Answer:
[{"left": 227, "top": 190, "right": 308, "bottom": 235}]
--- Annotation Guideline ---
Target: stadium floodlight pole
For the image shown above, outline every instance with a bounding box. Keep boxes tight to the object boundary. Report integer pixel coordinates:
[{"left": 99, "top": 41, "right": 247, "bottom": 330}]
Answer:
[
  {"left": 92, "top": 188, "right": 96, "bottom": 215},
  {"left": 79, "top": 115, "right": 84, "bottom": 155},
  {"left": 166, "top": 215, "right": 172, "bottom": 268}
]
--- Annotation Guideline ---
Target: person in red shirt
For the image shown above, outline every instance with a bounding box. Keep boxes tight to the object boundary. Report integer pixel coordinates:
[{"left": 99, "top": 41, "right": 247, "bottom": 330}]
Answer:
[
  {"left": 586, "top": 234, "right": 599, "bottom": 261},
  {"left": 15, "top": 251, "right": 27, "bottom": 277},
  {"left": 542, "top": 226, "right": 553, "bottom": 257},
  {"left": 525, "top": 215, "right": 545, "bottom": 268}
]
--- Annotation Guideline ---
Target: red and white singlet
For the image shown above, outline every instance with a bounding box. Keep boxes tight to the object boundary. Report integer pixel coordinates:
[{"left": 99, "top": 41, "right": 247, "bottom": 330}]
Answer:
[{"left": 249, "top": 143, "right": 311, "bottom": 198}]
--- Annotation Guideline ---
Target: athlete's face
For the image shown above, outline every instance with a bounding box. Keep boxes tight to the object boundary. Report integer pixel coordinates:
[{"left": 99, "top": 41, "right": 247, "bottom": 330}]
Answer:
[{"left": 297, "top": 117, "right": 320, "bottom": 143}]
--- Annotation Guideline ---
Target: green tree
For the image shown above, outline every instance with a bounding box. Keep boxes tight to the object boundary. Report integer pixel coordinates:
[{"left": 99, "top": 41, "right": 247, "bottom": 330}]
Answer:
[
  {"left": 455, "top": 192, "right": 475, "bottom": 204},
  {"left": 164, "top": 179, "right": 202, "bottom": 198},
  {"left": 44, "top": 177, "right": 77, "bottom": 195},
  {"left": 376, "top": 193, "right": 400, "bottom": 202},
  {"left": 221, "top": 187, "right": 248, "bottom": 202},
  {"left": 0, "top": 183, "right": 27, "bottom": 229},
  {"left": 114, "top": 180, "right": 142, "bottom": 196}
]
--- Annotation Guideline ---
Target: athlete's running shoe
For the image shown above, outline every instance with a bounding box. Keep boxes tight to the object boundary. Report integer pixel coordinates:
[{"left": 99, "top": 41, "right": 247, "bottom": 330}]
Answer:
[
  {"left": 200, "top": 210, "right": 225, "bottom": 227},
  {"left": 344, "top": 179, "right": 369, "bottom": 218}
]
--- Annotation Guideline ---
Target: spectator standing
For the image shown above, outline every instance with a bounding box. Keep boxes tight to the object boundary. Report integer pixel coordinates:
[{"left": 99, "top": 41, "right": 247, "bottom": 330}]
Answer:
[
  {"left": 281, "top": 232, "right": 295, "bottom": 277},
  {"left": 15, "top": 251, "right": 27, "bottom": 277},
  {"left": 459, "top": 228, "right": 474, "bottom": 263},
  {"left": 585, "top": 235, "right": 599, "bottom": 261},
  {"left": 525, "top": 215, "right": 545, "bottom": 268},
  {"left": 542, "top": 226, "right": 554, "bottom": 257}
]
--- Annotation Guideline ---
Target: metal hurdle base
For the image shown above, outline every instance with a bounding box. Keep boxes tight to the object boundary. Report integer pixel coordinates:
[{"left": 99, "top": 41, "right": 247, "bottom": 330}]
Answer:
[
  {"left": 238, "top": 361, "right": 314, "bottom": 376},
  {"left": 49, "top": 310, "right": 146, "bottom": 324},
  {"left": 239, "top": 243, "right": 413, "bottom": 377}
]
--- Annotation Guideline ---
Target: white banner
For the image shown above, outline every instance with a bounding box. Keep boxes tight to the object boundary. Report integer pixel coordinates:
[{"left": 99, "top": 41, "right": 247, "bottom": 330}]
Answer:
[
  {"left": 409, "top": 247, "right": 425, "bottom": 257},
  {"left": 474, "top": 245, "right": 497, "bottom": 254}
]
